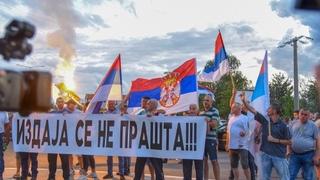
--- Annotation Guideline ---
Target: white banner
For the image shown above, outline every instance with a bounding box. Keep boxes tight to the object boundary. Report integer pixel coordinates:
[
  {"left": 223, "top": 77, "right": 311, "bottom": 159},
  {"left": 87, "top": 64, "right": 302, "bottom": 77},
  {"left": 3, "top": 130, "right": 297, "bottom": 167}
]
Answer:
[{"left": 12, "top": 113, "right": 206, "bottom": 160}]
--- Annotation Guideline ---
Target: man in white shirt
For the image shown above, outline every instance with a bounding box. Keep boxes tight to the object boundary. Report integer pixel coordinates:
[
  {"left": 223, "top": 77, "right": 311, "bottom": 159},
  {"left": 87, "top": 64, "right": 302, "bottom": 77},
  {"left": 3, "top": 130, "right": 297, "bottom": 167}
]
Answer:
[
  {"left": 226, "top": 102, "right": 251, "bottom": 180},
  {"left": 0, "top": 111, "right": 9, "bottom": 180}
]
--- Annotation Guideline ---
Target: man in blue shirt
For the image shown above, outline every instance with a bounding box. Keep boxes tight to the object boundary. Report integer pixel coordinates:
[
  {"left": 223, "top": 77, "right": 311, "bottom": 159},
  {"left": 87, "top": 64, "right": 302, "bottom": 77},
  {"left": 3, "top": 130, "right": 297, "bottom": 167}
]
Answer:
[{"left": 288, "top": 108, "right": 320, "bottom": 180}]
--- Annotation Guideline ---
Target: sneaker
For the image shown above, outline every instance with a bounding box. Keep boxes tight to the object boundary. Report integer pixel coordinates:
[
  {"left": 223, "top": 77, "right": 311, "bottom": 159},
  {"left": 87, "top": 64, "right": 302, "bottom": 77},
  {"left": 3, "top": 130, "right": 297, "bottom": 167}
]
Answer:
[
  {"left": 87, "top": 172, "right": 98, "bottom": 178},
  {"left": 120, "top": 175, "right": 126, "bottom": 180},
  {"left": 13, "top": 173, "right": 21, "bottom": 178},
  {"left": 78, "top": 175, "right": 88, "bottom": 180},
  {"left": 102, "top": 174, "right": 113, "bottom": 179}
]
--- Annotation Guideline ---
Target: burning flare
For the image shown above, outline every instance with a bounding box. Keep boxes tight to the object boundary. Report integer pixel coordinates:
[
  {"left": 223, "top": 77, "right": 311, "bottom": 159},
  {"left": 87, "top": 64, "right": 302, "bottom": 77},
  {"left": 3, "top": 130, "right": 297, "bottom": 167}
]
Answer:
[{"left": 55, "top": 59, "right": 76, "bottom": 90}]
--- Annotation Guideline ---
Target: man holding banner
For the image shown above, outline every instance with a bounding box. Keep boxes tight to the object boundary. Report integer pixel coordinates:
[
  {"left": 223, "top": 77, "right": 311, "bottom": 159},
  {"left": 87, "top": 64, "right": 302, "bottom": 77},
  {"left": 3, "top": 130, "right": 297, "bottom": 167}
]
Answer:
[
  {"left": 133, "top": 99, "right": 164, "bottom": 180},
  {"left": 103, "top": 100, "right": 119, "bottom": 179},
  {"left": 200, "top": 95, "right": 220, "bottom": 180},
  {"left": 182, "top": 104, "right": 203, "bottom": 180},
  {"left": 48, "top": 97, "right": 70, "bottom": 180}
]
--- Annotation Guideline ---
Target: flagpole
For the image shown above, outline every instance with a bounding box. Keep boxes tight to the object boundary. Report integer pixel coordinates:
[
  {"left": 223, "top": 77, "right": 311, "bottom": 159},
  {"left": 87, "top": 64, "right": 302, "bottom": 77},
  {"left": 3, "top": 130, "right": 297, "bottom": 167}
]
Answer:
[{"left": 230, "top": 70, "right": 235, "bottom": 88}]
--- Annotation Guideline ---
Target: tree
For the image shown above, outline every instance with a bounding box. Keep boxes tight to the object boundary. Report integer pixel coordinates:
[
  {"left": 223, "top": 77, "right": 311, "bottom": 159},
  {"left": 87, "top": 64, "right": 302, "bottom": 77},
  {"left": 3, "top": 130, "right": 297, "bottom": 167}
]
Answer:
[
  {"left": 269, "top": 73, "right": 294, "bottom": 117},
  {"left": 199, "top": 55, "right": 252, "bottom": 119},
  {"left": 300, "top": 79, "right": 320, "bottom": 113}
]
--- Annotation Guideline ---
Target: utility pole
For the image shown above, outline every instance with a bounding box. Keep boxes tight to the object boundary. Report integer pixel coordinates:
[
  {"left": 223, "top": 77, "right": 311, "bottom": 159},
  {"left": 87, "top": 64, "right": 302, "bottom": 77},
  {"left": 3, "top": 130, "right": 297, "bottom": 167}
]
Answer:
[{"left": 278, "top": 35, "right": 313, "bottom": 111}]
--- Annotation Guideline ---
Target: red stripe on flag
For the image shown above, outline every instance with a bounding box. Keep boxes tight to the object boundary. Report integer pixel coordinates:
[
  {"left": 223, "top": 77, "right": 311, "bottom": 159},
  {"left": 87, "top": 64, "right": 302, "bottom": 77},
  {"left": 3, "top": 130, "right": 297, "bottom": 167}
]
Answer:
[
  {"left": 215, "top": 32, "right": 225, "bottom": 55},
  {"left": 130, "top": 58, "right": 196, "bottom": 92}
]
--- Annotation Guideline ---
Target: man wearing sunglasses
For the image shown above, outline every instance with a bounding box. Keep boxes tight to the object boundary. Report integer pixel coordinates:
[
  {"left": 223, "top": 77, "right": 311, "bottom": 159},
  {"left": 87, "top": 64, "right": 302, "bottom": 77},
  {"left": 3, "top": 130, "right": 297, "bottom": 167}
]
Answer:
[{"left": 287, "top": 109, "right": 320, "bottom": 180}]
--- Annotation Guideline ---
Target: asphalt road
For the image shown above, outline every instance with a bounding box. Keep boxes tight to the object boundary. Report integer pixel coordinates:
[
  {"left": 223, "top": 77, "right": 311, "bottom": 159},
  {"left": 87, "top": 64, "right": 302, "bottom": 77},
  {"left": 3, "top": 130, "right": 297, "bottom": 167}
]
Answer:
[{"left": 2, "top": 143, "right": 301, "bottom": 180}]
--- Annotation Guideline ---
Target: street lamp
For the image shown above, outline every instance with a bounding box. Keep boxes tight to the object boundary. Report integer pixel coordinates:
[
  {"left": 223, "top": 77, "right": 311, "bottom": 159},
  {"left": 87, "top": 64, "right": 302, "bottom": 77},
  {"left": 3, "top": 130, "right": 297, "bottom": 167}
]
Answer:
[{"left": 278, "top": 35, "right": 313, "bottom": 110}]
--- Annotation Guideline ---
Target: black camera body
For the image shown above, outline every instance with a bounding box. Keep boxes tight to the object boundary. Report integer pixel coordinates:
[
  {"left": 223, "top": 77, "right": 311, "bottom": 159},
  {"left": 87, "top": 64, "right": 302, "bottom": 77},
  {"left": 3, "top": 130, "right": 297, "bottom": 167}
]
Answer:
[{"left": 0, "top": 20, "right": 52, "bottom": 115}]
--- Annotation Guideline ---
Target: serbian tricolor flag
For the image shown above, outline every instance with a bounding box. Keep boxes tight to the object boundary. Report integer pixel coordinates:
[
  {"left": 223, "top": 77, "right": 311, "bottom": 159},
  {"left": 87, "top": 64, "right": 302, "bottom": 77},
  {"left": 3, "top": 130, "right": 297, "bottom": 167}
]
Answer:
[
  {"left": 86, "top": 54, "right": 122, "bottom": 113},
  {"left": 128, "top": 58, "right": 198, "bottom": 114},
  {"left": 198, "top": 31, "right": 230, "bottom": 82},
  {"left": 251, "top": 51, "right": 270, "bottom": 115},
  {"left": 248, "top": 51, "right": 270, "bottom": 180}
]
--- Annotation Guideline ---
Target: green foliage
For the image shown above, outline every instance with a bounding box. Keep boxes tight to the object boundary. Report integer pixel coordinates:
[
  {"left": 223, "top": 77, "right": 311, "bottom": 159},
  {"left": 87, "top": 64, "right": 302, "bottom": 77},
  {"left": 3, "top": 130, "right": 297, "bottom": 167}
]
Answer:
[
  {"left": 269, "top": 73, "right": 295, "bottom": 117},
  {"left": 300, "top": 80, "right": 320, "bottom": 113},
  {"left": 199, "top": 55, "right": 251, "bottom": 119}
]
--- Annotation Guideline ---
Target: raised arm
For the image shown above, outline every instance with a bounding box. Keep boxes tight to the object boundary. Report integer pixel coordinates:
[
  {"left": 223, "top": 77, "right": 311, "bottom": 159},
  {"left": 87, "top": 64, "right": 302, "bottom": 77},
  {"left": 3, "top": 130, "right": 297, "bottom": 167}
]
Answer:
[{"left": 240, "top": 92, "right": 257, "bottom": 115}]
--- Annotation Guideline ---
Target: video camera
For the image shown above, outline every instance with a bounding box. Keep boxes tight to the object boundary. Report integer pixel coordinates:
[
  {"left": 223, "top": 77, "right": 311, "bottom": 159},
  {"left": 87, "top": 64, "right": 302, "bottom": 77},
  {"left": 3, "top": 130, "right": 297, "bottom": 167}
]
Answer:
[{"left": 0, "top": 20, "right": 52, "bottom": 116}]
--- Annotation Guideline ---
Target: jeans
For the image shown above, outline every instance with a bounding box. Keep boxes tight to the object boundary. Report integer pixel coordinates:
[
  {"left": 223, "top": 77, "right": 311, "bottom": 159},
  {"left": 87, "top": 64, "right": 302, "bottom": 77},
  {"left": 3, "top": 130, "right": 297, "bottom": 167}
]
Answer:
[
  {"left": 20, "top": 152, "right": 38, "bottom": 179},
  {"left": 118, "top": 157, "right": 125, "bottom": 175},
  {"left": 83, "top": 155, "right": 95, "bottom": 172},
  {"left": 260, "top": 152, "right": 289, "bottom": 180},
  {"left": 289, "top": 151, "right": 315, "bottom": 180},
  {"left": 107, "top": 156, "right": 113, "bottom": 175},
  {"left": 0, "top": 133, "right": 4, "bottom": 178},
  {"left": 48, "top": 153, "right": 69, "bottom": 180},
  {"left": 134, "top": 157, "right": 164, "bottom": 180},
  {"left": 182, "top": 159, "right": 203, "bottom": 180}
]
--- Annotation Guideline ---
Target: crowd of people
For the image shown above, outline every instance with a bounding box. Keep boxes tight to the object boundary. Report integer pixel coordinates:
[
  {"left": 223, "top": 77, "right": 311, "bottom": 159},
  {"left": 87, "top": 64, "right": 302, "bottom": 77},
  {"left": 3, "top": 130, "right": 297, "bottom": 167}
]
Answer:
[{"left": 0, "top": 90, "right": 319, "bottom": 180}]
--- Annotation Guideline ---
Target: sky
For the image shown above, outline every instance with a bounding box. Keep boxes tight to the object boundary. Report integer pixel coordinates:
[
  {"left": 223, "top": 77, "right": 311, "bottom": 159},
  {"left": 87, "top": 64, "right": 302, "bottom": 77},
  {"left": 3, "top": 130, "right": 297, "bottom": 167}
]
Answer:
[{"left": 0, "top": 0, "right": 319, "bottom": 97}]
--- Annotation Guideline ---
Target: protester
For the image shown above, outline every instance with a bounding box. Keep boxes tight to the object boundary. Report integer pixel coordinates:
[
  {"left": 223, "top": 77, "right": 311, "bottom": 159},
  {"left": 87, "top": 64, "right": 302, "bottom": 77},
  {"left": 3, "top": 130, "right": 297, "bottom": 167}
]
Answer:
[
  {"left": 228, "top": 89, "right": 257, "bottom": 180},
  {"left": 314, "top": 113, "right": 320, "bottom": 179},
  {"left": 0, "top": 111, "right": 10, "bottom": 180},
  {"left": 133, "top": 99, "right": 164, "bottom": 180},
  {"left": 241, "top": 93, "right": 291, "bottom": 180},
  {"left": 82, "top": 102, "right": 98, "bottom": 179},
  {"left": 116, "top": 102, "right": 128, "bottom": 180},
  {"left": 292, "top": 110, "right": 299, "bottom": 121},
  {"left": 135, "top": 96, "right": 155, "bottom": 180},
  {"left": 64, "top": 99, "right": 81, "bottom": 177},
  {"left": 7, "top": 112, "right": 22, "bottom": 179},
  {"left": 226, "top": 101, "right": 251, "bottom": 180},
  {"left": 199, "top": 94, "right": 220, "bottom": 180},
  {"left": 47, "top": 97, "right": 70, "bottom": 180},
  {"left": 13, "top": 153, "right": 21, "bottom": 178},
  {"left": 182, "top": 104, "right": 203, "bottom": 180},
  {"left": 20, "top": 151, "right": 38, "bottom": 180},
  {"left": 120, "top": 102, "right": 131, "bottom": 176},
  {"left": 103, "top": 100, "right": 119, "bottom": 179},
  {"left": 287, "top": 108, "right": 320, "bottom": 180}
]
